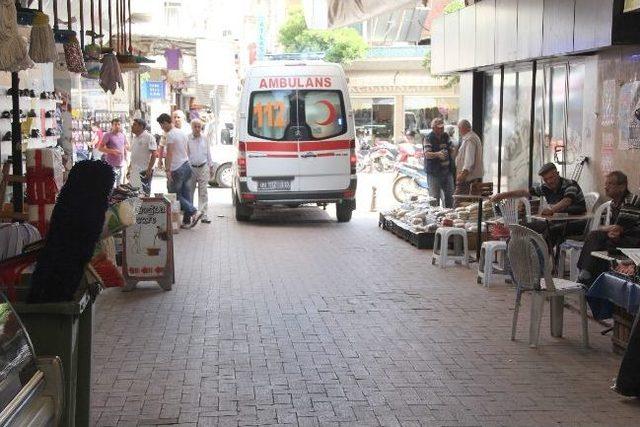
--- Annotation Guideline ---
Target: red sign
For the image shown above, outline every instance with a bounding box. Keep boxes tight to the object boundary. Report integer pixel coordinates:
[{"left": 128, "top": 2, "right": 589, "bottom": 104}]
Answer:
[{"left": 258, "top": 76, "right": 332, "bottom": 89}]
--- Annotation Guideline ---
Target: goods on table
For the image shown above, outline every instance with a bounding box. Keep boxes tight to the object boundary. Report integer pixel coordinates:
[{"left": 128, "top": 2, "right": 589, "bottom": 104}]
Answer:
[{"left": 383, "top": 200, "right": 493, "bottom": 234}]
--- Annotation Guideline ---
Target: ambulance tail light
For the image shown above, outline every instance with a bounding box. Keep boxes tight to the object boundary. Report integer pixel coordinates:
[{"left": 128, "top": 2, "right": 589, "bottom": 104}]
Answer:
[
  {"left": 349, "top": 139, "right": 357, "bottom": 174},
  {"left": 238, "top": 141, "right": 247, "bottom": 177}
]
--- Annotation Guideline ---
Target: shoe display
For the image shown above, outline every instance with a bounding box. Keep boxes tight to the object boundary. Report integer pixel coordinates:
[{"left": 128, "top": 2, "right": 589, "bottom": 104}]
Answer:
[
  {"left": 45, "top": 128, "right": 55, "bottom": 136},
  {"left": 30, "top": 129, "right": 40, "bottom": 138},
  {"left": 45, "top": 111, "right": 53, "bottom": 118},
  {"left": 29, "top": 90, "right": 36, "bottom": 98},
  {"left": 1, "top": 111, "right": 10, "bottom": 119},
  {"left": 2, "top": 132, "right": 11, "bottom": 141},
  {"left": 40, "top": 91, "right": 47, "bottom": 99},
  {"left": 27, "top": 109, "right": 36, "bottom": 117}
]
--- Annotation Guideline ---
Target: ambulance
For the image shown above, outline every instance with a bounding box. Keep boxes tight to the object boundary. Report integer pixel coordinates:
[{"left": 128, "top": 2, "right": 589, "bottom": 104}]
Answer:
[{"left": 232, "top": 60, "right": 357, "bottom": 222}]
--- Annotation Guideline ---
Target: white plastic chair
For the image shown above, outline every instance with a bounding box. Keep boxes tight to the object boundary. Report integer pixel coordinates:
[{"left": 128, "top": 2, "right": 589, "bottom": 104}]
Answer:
[
  {"left": 558, "top": 200, "right": 612, "bottom": 281},
  {"left": 477, "top": 198, "right": 531, "bottom": 286},
  {"left": 507, "top": 224, "right": 589, "bottom": 348},
  {"left": 584, "top": 192, "right": 599, "bottom": 215}
]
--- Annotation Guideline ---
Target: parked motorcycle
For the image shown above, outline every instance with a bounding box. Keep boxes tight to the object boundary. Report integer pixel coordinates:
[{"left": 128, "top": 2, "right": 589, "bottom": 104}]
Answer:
[{"left": 392, "top": 163, "right": 430, "bottom": 203}]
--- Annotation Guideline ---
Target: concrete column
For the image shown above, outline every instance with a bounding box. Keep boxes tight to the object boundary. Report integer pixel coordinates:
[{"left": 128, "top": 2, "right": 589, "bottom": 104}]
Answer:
[{"left": 394, "top": 95, "right": 404, "bottom": 143}]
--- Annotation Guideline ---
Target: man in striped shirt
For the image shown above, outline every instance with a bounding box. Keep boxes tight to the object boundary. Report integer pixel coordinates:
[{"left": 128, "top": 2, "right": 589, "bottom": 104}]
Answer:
[{"left": 491, "top": 163, "right": 587, "bottom": 243}]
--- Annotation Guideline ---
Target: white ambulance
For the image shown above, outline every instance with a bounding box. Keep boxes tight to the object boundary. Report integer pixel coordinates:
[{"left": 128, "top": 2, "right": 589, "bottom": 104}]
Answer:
[{"left": 232, "top": 60, "right": 357, "bottom": 222}]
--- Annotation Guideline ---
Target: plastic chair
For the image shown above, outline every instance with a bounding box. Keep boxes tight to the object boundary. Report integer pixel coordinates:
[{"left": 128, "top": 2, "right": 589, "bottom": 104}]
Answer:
[
  {"left": 432, "top": 227, "right": 469, "bottom": 268},
  {"left": 558, "top": 200, "right": 612, "bottom": 281},
  {"left": 477, "top": 198, "right": 531, "bottom": 287},
  {"left": 584, "top": 192, "right": 600, "bottom": 215},
  {"left": 507, "top": 224, "right": 589, "bottom": 348}
]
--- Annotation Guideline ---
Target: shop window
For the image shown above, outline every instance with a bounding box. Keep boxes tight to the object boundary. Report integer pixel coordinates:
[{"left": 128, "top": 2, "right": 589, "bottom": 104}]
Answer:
[
  {"left": 500, "top": 69, "right": 532, "bottom": 192},
  {"left": 352, "top": 98, "right": 394, "bottom": 143},
  {"left": 482, "top": 73, "right": 500, "bottom": 189}
]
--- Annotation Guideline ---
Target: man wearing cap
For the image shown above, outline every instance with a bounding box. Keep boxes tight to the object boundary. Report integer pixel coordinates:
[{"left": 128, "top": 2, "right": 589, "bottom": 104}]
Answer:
[
  {"left": 454, "top": 119, "right": 483, "bottom": 195},
  {"left": 491, "top": 162, "right": 587, "bottom": 243},
  {"left": 128, "top": 118, "right": 157, "bottom": 196},
  {"left": 423, "top": 118, "right": 455, "bottom": 208}
]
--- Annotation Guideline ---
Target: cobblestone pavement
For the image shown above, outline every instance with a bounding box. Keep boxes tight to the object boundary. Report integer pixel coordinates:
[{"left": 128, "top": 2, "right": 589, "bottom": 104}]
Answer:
[{"left": 92, "top": 182, "right": 640, "bottom": 426}]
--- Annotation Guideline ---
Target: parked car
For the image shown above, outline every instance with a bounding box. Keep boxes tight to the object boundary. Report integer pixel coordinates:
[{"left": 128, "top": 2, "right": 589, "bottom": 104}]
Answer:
[{"left": 206, "top": 122, "right": 236, "bottom": 188}]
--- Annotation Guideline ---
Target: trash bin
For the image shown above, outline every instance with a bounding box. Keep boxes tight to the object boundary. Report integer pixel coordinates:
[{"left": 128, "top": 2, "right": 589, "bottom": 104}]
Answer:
[{"left": 12, "top": 284, "right": 99, "bottom": 427}]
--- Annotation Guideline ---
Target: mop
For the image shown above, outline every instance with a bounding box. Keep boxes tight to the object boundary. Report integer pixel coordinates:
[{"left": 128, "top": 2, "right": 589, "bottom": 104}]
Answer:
[
  {"left": 29, "top": 11, "right": 57, "bottom": 64},
  {"left": 28, "top": 161, "right": 115, "bottom": 303},
  {"left": 0, "top": 0, "right": 34, "bottom": 72}
]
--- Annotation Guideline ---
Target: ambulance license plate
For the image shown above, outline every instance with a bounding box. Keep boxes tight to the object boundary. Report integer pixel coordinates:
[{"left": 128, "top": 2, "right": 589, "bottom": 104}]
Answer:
[{"left": 258, "top": 180, "right": 291, "bottom": 191}]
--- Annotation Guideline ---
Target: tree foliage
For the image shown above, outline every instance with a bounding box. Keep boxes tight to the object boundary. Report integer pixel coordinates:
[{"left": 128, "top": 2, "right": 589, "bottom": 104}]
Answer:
[
  {"left": 444, "top": 0, "right": 465, "bottom": 14},
  {"left": 278, "top": 8, "right": 368, "bottom": 64},
  {"left": 422, "top": 51, "right": 459, "bottom": 89}
]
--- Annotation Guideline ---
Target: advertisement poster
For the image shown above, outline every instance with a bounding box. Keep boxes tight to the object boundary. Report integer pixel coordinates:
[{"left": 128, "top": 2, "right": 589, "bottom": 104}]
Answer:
[
  {"left": 601, "top": 132, "right": 615, "bottom": 174},
  {"left": 601, "top": 79, "right": 617, "bottom": 127},
  {"left": 123, "top": 198, "right": 174, "bottom": 289},
  {"left": 618, "top": 81, "right": 640, "bottom": 150}
]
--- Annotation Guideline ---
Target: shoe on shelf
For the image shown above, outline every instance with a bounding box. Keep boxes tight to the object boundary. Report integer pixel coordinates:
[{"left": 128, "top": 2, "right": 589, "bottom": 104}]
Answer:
[
  {"left": 27, "top": 109, "right": 36, "bottom": 117},
  {"left": 1, "top": 111, "right": 10, "bottom": 119},
  {"left": 2, "top": 132, "right": 11, "bottom": 141}
]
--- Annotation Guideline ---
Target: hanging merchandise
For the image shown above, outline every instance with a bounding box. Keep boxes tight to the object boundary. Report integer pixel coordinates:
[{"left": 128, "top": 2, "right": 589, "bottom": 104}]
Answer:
[
  {"left": 100, "top": 52, "right": 124, "bottom": 93},
  {"left": 29, "top": 11, "right": 57, "bottom": 64},
  {"left": 62, "top": 0, "right": 87, "bottom": 73},
  {"left": 99, "top": 0, "right": 123, "bottom": 93},
  {"left": 0, "top": 0, "right": 34, "bottom": 72}
]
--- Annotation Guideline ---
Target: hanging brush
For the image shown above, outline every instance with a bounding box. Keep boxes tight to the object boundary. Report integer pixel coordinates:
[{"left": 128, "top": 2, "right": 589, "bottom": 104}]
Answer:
[
  {"left": 0, "top": 0, "right": 34, "bottom": 72},
  {"left": 62, "top": 0, "right": 87, "bottom": 73},
  {"left": 29, "top": 0, "right": 57, "bottom": 64},
  {"left": 99, "top": 0, "right": 124, "bottom": 93}
]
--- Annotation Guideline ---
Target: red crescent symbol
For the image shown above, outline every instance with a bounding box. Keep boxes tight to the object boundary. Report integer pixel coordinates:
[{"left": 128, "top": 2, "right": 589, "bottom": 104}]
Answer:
[{"left": 315, "top": 100, "right": 337, "bottom": 126}]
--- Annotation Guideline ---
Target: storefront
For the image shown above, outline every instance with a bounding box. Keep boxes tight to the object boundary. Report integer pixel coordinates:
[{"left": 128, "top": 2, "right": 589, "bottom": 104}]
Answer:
[{"left": 431, "top": 0, "right": 640, "bottom": 195}]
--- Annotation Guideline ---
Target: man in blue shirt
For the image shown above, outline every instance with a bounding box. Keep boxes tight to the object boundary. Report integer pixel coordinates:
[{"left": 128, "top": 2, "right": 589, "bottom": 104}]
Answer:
[{"left": 423, "top": 118, "right": 454, "bottom": 208}]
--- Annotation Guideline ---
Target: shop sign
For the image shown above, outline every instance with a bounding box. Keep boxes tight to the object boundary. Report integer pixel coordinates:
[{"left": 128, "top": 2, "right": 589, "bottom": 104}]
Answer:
[
  {"left": 122, "top": 197, "right": 174, "bottom": 290},
  {"left": 142, "top": 81, "right": 165, "bottom": 100}
]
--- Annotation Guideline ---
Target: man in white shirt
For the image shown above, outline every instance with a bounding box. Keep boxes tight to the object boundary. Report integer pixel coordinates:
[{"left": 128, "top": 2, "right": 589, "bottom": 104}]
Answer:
[
  {"left": 128, "top": 119, "right": 157, "bottom": 196},
  {"left": 157, "top": 110, "right": 187, "bottom": 171},
  {"left": 188, "top": 119, "right": 213, "bottom": 224},
  {"left": 454, "top": 119, "right": 484, "bottom": 195},
  {"left": 156, "top": 113, "right": 202, "bottom": 228}
]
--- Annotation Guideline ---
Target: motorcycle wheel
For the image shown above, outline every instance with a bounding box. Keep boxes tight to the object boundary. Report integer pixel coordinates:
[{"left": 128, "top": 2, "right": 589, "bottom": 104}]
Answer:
[{"left": 392, "top": 176, "right": 415, "bottom": 203}]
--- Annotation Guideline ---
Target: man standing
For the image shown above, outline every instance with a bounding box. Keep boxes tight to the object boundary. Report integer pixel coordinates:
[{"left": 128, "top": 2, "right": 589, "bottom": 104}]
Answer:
[
  {"left": 156, "top": 113, "right": 202, "bottom": 228},
  {"left": 99, "top": 118, "right": 129, "bottom": 186},
  {"left": 423, "top": 118, "right": 454, "bottom": 208},
  {"left": 188, "top": 119, "right": 213, "bottom": 224},
  {"left": 157, "top": 110, "right": 187, "bottom": 171},
  {"left": 128, "top": 118, "right": 157, "bottom": 196},
  {"left": 454, "top": 119, "right": 483, "bottom": 195},
  {"left": 577, "top": 171, "right": 640, "bottom": 286}
]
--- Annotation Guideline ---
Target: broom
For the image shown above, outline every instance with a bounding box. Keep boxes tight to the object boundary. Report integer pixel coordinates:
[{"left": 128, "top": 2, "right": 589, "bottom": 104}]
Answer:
[
  {"left": 28, "top": 160, "right": 115, "bottom": 303},
  {"left": 0, "top": 0, "right": 33, "bottom": 72},
  {"left": 29, "top": 11, "right": 57, "bottom": 64}
]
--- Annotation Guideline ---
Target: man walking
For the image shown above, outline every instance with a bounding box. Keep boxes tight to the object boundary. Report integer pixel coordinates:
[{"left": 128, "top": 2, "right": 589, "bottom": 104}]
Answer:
[
  {"left": 156, "top": 113, "right": 202, "bottom": 228},
  {"left": 128, "top": 118, "right": 157, "bottom": 196},
  {"left": 99, "top": 118, "right": 129, "bottom": 186},
  {"left": 423, "top": 118, "right": 455, "bottom": 207},
  {"left": 188, "top": 119, "right": 213, "bottom": 224},
  {"left": 454, "top": 119, "right": 483, "bottom": 195}
]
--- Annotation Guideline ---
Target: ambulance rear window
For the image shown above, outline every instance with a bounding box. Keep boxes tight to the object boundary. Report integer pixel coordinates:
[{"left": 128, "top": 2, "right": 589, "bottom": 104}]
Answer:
[{"left": 249, "top": 90, "right": 347, "bottom": 141}]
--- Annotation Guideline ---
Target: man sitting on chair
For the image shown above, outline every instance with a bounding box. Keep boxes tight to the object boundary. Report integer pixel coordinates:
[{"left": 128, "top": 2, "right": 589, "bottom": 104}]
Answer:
[
  {"left": 490, "top": 163, "right": 587, "bottom": 245},
  {"left": 577, "top": 171, "right": 640, "bottom": 287}
]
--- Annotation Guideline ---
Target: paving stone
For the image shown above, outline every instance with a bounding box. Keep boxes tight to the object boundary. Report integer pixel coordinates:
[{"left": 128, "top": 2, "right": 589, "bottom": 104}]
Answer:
[{"left": 91, "top": 192, "right": 640, "bottom": 425}]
